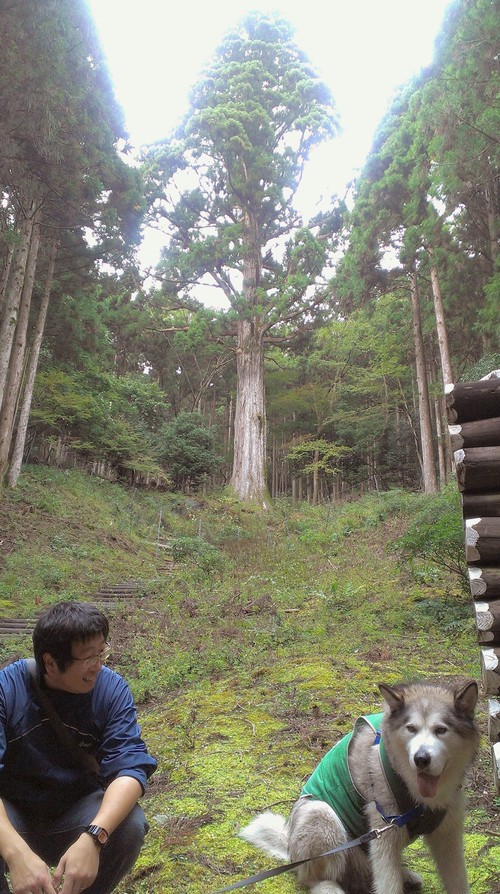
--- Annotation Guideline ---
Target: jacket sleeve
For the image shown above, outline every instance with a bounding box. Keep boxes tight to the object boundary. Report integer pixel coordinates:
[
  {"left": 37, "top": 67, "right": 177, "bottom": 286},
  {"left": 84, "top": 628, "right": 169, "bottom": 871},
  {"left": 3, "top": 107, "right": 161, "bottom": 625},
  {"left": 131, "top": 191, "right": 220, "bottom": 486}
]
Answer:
[{"left": 93, "top": 668, "right": 157, "bottom": 794}]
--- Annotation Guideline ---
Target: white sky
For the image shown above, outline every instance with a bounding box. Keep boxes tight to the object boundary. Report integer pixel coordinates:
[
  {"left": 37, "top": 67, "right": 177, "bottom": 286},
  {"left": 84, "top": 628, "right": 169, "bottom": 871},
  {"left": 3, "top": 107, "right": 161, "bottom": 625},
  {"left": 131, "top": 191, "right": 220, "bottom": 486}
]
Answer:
[{"left": 87, "top": 0, "right": 453, "bottom": 275}]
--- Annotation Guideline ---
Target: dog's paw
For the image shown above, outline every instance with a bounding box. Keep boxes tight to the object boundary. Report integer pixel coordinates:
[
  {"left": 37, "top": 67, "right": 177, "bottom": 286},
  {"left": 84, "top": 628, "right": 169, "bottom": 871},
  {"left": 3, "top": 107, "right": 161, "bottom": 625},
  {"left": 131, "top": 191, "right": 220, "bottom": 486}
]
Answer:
[{"left": 402, "top": 869, "right": 423, "bottom": 891}]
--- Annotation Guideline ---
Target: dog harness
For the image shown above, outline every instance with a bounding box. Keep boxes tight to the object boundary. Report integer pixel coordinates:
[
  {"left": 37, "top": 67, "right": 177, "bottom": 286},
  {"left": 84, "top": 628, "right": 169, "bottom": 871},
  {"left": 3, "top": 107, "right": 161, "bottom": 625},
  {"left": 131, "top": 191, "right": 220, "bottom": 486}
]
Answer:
[{"left": 301, "top": 713, "right": 446, "bottom": 842}]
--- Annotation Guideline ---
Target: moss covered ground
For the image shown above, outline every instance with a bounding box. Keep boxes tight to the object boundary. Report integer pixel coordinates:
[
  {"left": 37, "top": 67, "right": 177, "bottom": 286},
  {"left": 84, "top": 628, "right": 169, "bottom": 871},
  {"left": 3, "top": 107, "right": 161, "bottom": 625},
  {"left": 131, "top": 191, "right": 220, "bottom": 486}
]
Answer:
[{"left": 0, "top": 468, "right": 498, "bottom": 893}]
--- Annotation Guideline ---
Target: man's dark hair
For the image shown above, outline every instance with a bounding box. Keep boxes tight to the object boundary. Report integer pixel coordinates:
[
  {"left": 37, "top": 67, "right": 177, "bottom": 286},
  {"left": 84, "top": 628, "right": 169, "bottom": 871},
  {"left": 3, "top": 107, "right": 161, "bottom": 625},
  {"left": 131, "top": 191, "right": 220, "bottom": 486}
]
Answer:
[{"left": 33, "top": 602, "right": 109, "bottom": 672}]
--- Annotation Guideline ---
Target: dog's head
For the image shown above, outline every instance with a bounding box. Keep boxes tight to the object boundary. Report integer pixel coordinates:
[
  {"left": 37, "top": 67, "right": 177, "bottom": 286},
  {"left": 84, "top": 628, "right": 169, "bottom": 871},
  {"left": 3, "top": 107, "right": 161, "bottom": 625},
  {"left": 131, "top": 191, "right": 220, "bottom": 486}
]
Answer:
[{"left": 377, "top": 680, "right": 479, "bottom": 801}]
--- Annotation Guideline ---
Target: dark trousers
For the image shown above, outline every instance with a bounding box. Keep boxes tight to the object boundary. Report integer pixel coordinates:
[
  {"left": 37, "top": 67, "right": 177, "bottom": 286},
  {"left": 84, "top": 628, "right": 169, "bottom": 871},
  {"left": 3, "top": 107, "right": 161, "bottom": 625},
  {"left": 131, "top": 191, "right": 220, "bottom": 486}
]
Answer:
[{"left": 0, "top": 791, "right": 148, "bottom": 894}]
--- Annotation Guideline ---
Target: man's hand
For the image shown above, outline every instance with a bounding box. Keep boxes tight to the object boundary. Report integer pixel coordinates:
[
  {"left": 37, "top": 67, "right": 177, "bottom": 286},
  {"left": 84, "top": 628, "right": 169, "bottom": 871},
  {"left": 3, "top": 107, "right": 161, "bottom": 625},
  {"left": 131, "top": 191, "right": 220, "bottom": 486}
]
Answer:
[
  {"left": 52, "top": 834, "right": 100, "bottom": 894},
  {"left": 7, "top": 845, "right": 58, "bottom": 894}
]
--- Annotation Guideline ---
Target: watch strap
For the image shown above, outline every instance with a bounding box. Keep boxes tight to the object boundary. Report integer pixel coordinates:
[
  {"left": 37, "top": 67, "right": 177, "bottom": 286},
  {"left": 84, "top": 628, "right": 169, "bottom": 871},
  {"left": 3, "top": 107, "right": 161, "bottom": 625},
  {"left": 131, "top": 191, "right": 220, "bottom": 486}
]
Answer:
[{"left": 85, "top": 824, "right": 109, "bottom": 847}]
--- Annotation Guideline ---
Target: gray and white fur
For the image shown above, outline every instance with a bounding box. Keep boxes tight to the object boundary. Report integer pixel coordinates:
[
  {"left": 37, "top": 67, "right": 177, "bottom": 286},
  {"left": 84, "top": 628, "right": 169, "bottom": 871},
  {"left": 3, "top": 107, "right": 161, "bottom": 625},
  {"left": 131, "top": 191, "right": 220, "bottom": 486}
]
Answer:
[{"left": 240, "top": 680, "right": 479, "bottom": 894}]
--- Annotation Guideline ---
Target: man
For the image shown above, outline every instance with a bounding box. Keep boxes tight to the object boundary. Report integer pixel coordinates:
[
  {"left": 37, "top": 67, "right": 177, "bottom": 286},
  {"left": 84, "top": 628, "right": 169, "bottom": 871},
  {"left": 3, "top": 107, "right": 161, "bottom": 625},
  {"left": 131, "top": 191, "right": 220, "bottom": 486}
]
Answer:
[{"left": 0, "top": 602, "right": 157, "bottom": 894}]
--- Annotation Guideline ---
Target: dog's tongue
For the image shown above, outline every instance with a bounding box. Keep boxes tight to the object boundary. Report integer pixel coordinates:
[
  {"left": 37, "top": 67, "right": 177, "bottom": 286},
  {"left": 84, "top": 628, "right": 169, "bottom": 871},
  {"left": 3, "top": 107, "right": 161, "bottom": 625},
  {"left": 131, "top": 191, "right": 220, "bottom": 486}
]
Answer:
[{"left": 417, "top": 772, "right": 439, "bottom": 798}]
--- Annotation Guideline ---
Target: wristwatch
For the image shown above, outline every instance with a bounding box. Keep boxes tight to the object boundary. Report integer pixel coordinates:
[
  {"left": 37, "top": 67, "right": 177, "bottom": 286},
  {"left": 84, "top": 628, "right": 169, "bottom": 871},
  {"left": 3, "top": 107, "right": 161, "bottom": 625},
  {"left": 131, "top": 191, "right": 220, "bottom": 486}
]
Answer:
[{"left": 84, "top": 824, "right": 109, "bottom": 847}]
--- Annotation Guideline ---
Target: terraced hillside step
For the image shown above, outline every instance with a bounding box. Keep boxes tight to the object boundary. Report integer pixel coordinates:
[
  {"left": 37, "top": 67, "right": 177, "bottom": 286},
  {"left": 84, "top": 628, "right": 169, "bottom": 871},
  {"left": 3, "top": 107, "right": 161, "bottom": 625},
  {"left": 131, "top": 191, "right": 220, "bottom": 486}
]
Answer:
[
  {"left": 92, "top": 580, "right": 147, "bottom": 605},
  {"left": 0, "top": 582, "right": 148, "bottom": 637},
  {"left": 95, "top": 581, "right": 143, "bottom": 594},
  {"left": 0, "top": 618, "right": 36, "bottom": 635},
  {"left": 97, "top": 580, "right": 143, "bottom": 590},
  {"left": 96, "top": 590, "right": 145, "bottom": 598}
]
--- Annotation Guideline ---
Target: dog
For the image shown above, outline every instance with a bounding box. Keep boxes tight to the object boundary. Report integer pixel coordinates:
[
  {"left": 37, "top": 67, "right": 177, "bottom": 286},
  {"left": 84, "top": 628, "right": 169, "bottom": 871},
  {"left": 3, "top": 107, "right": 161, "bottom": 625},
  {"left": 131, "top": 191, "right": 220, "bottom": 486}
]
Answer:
[{"left": 240, "top": 680, "right": 479, "bottom": 894}]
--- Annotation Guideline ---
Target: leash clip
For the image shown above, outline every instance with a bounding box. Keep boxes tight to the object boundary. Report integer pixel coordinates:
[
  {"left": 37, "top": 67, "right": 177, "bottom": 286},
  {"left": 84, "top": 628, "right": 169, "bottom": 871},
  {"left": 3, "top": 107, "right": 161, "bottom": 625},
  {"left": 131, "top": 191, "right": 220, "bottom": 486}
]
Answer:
[{"left": 374, "top": 823, "right": 397, "bottom": 838}]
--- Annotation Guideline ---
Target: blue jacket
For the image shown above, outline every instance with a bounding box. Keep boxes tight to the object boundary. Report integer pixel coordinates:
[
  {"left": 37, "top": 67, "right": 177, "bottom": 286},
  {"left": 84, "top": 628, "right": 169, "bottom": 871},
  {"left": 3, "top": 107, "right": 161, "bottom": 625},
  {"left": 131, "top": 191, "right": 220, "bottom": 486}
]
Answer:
[{"left": 0, "top": 659, "right": 157, "bottom": 819}]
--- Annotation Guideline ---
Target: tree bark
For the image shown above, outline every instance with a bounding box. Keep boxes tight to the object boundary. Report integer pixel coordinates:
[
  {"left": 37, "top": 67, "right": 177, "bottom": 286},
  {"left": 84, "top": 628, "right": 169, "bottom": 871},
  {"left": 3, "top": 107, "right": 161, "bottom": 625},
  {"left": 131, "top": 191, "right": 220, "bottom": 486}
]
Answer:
[
  {"left": 230, "top": 318, "right": 269, "bottom": 506},
  {"left": 445, "top": 377, "right": 500, "bottom": 424},
  {"left": 428, "top": 252, "right": 454, "bottom": 387},
  {"left": 0, "top": 240, "right": 15, "bottom": 309},
  {"left": 485, "top": 177, "right": 498, "bottom": 268},
  {"left": 0, "top": 197, "right": 39, "bottom": 407},
  {"left": 230, "top": 205, "right": 269, "bottom": 505},
  {"left": 455, "top": 446, "right": 500, "bottom": 493},
  {"left": 473, "top": 599, "right": 500, "bottom": 645},
  {"left": 449, "top": 417, "right": 500, "bottom": 450},
  {"left": 7, "top": 238, "right": 57, "bottom": 488},
  {"left": 468, "top": 566, "right": 500, "bottom": 599},
  {"left": 463, "top": 493, "right": 500, "bottom": 518},
  {"left": 480, "top": 646, "right": 500, "bottom": 696},
  {"left": 312, "top": 447, "right": 319, "bottom": 505},
  {"left": 410, "top": 268, "right": 438, "bottom": 493},
  {"left": 465, "top": 517, "right": 500, "bottom": 563},
  {"left": 434, "top": 393, "right": 447, "bottom": 486},
  {"left": 0, "top": 216, "right": 41, "bottom": 481}
]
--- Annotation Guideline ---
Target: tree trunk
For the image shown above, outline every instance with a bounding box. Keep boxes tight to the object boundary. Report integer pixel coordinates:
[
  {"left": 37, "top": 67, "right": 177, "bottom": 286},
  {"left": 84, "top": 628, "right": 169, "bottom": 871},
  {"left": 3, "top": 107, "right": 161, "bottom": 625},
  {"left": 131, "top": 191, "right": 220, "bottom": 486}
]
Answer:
[
  {"left": 474, "top": 598, "right": 500, "bottom": 645},
  {"left": 410, "top": 268, "right": 438, "bottom": 493},
  {"left": 455, "top": 446, "right": 500, "bottom": 493},
  {"left": 7, "top": 238, "right": 57, "bottom": 488},
  {"left": 450, "top": 417, "right": 500, "bottom": 451},
  {"left": 0, "top": 198, "right": 39, "bottom": 407},
  {"left": 0, "top": 217, "right": 41, "bottom": 481},
  {"left": 428, "top": 252, "right": 454, "bottom": 387},
  {"left": 485, "top": 177, "right": 498, "bottom": 268},
  {"left": 480, "top": 646, "right": 500, "bottom": 696},
  {"left": 445, "top": 378, "right": 500, "bottom": 424},
  {"left": 230, "top": 205, "right": 268, "bottom": 505},
  {"left": 0, "top": 240, "right": 15, "bottom": 310},
  {"left": 230, "top": 318, "right": 269, "bottom": 506},
  {"left": 312, "top": 447, "right": 319, "bottom": 504},
  {"left": 469, "top": 566, "right": 500, "bottom": 599}
]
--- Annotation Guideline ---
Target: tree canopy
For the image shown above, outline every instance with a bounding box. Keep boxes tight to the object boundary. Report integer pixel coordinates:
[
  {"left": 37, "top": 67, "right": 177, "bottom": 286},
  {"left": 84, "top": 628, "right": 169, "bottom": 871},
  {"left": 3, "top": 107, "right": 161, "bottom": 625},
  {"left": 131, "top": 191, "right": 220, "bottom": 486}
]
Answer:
[
  {"left": 0, "top": 0, "right": 498, "bottom": 503},
  {"left": 142, "top": 12, "right": 341, "bottom": 503}
]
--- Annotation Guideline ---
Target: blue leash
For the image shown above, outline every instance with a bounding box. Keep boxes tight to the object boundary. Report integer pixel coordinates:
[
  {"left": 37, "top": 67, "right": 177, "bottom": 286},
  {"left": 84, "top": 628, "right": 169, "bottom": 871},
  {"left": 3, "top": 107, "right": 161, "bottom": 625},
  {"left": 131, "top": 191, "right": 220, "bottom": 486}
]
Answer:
[
  {"left": 212, "top": 726, "right": 427, "bottom": 893},
  {"left": 210, "top": 823, "right": 396, "bottom": 894}
]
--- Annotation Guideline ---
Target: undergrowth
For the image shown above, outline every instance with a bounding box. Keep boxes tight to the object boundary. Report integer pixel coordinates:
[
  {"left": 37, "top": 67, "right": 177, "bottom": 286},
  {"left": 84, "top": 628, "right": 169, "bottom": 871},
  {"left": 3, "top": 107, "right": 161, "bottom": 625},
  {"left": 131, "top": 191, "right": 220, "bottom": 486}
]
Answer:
[{"left": 0, "top": 467, "right": 498, "bottom": 893}]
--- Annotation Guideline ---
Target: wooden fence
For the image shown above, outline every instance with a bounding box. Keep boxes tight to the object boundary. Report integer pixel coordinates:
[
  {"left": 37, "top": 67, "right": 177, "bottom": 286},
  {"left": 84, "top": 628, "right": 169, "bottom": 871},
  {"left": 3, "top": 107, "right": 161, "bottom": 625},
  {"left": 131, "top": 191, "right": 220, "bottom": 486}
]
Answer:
[{"left": 445, "top": 370, "right": 500, "bottom": 792}]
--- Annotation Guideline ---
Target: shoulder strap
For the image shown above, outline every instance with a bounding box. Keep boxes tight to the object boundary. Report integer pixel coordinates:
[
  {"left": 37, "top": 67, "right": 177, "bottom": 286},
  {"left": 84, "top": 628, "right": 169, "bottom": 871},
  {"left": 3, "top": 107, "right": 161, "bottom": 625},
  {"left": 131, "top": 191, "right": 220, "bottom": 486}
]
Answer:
[{"left": 26, "top": 658, "right": 101, "bottom": 779}]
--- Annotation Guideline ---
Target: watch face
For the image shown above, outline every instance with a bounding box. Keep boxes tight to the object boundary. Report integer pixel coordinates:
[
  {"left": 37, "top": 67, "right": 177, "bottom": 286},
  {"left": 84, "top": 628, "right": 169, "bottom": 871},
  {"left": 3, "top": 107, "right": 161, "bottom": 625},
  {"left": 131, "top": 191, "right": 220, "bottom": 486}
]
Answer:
[{"left": 86, "top": 825, "right": 109, "bottom": 846}]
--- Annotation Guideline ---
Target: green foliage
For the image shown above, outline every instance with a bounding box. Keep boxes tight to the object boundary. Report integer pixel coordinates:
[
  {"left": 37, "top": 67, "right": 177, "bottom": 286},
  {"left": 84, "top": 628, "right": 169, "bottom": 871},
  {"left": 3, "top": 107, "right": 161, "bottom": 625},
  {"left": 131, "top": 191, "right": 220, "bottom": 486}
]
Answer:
[
  {"left": 461, "top": 353, "right": 500, "bottom": 382},
  {"left": 142, "top": 12, "right": 342, "bottom": 503},
  {"left": 156, "top": 412, "right": 222, "bottom": 491},
  {"left": 478, "top": 274, "right": 500, "bottom": 347},
  {"left": 170, "top": 536, "right": 229, "bottom": 574},
  {"left": 1, "top": 472, "right": 496, "bottom": 893},
  {"left": 30, "top": 369, "right": 169, "bottom": 477},
  {"left": 391, "top": 487, "right": 468, "bottom": 590},
  {"left": 286, "top": 438, "right": 351, "bottom": 477},
  {"left": 0, "top": 0, "right": 141, "bottom": 247},
  {"left": 0, "top": 467, "right": 161, "bottom": 617}
]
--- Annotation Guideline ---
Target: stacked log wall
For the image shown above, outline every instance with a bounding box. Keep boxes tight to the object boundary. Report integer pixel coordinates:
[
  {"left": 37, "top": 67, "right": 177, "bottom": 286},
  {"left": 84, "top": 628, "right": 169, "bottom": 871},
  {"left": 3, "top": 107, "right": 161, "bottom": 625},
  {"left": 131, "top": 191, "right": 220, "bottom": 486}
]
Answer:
[{"left": 445, "top": 370, "right": 500, "bottom": 792}]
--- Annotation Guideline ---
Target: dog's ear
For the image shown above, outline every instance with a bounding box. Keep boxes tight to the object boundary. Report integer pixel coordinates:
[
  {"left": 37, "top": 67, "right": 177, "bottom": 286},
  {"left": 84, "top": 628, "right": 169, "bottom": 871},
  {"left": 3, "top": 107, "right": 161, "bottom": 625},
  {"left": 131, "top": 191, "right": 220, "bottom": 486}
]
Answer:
[
  {"left": 454, "top": 680, "right": 478, "bottom": 717},
  {"left": 378, "top": 683, "right": 405, "bottom": 712}
]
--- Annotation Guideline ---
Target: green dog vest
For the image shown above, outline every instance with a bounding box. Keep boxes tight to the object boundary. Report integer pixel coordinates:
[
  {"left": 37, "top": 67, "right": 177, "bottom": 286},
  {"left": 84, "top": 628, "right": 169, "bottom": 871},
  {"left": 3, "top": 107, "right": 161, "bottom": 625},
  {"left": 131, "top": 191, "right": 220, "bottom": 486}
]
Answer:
[{"left": 301, "top": 713, "right": 446, "bottom": 842}]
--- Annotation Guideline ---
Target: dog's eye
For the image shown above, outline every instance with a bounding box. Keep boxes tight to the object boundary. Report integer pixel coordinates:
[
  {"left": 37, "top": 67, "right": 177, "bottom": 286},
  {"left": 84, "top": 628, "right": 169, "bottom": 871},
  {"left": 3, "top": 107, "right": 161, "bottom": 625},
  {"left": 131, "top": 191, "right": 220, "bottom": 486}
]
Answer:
[
  {"left": 435, "top": 726, "right": 448, "bottom": 736},
  {"left": 406, "top": 724, "right": 418, "bottom": 734}
]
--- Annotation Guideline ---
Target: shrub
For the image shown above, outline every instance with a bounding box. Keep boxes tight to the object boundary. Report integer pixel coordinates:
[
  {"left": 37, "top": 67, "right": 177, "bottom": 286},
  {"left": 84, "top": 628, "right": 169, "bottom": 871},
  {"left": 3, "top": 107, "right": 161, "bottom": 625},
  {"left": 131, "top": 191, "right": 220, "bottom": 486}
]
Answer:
[
  {"left": 391, "top": 487, "right": 468, "bottom": 591},
  {"left": 156, "top": 412, "right": 222, "bottom": 491}
]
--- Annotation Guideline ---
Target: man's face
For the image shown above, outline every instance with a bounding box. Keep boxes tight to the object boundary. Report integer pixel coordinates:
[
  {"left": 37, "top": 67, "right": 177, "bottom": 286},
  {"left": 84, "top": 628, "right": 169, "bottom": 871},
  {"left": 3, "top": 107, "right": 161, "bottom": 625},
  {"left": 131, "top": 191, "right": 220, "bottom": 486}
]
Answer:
[{"left": 43, "top": 634, "right": 108, "bottom": 693}]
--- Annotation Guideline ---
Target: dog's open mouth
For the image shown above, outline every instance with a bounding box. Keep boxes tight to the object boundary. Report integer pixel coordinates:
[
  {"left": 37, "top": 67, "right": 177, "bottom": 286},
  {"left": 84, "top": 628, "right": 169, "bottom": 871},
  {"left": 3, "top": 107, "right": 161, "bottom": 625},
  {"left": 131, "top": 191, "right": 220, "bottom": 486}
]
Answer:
[{"left": 416, "top": 772, "right": 440, "bottom": 798}]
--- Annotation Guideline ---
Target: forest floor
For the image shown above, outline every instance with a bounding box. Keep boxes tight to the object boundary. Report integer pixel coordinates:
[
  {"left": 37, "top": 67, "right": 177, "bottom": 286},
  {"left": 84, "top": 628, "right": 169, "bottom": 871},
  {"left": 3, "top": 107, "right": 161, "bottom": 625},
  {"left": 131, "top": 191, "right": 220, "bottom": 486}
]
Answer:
[{"left": 0, "top": 466, "right": 498, "bottom": 893}]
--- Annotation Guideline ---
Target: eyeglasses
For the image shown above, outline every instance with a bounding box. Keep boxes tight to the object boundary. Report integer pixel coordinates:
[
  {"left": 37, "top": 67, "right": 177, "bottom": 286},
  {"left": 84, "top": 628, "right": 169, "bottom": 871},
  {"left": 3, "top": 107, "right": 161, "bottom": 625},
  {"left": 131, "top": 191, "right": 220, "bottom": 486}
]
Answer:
[{"left": 72, "top": 642, "right": 112, "bottom": 670}]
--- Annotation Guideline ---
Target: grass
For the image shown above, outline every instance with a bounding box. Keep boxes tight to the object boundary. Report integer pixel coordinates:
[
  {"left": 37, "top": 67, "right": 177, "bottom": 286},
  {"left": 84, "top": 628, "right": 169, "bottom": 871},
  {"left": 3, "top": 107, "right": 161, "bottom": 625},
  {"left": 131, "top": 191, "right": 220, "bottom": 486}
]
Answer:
[{"left": 0, "top": 467, "right": 498, "bottom": 893}]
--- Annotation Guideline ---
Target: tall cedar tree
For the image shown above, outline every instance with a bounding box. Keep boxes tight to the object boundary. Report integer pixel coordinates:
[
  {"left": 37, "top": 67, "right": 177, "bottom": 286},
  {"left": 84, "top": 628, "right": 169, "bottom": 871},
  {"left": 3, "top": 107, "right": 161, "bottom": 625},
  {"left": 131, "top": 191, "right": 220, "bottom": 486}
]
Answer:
[{"left": 143, "top": 13, "right": 339, "bottom": 505}]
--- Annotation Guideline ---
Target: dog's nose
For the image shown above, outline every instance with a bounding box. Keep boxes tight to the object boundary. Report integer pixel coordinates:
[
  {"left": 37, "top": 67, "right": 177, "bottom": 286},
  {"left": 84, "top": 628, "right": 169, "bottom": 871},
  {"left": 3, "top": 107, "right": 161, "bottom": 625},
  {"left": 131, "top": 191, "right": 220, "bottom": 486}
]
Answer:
[{"left": 414, "top": 748, "right": 431, "bottom": 770}]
